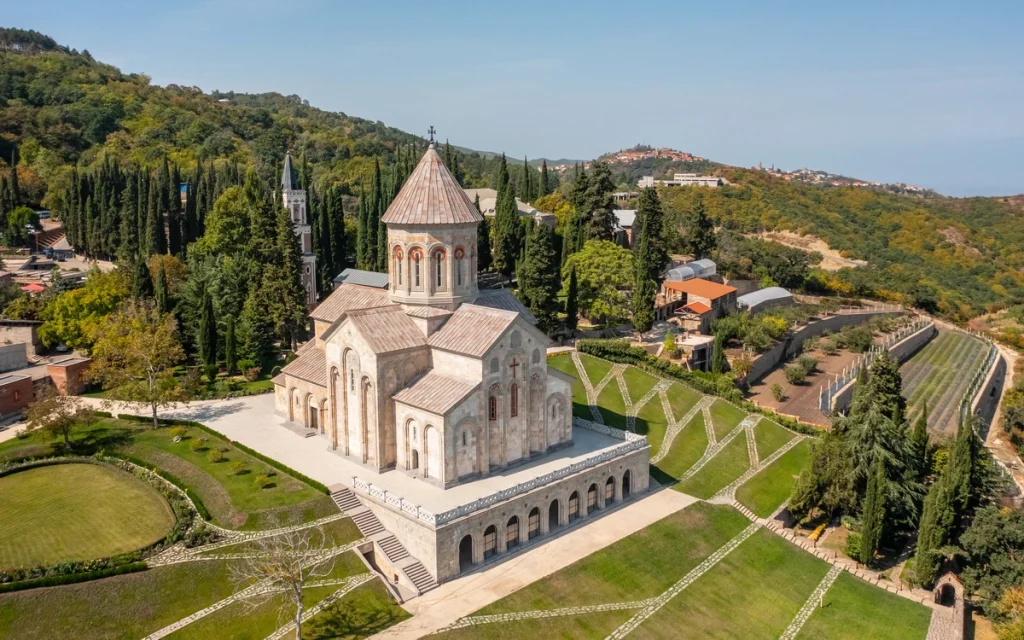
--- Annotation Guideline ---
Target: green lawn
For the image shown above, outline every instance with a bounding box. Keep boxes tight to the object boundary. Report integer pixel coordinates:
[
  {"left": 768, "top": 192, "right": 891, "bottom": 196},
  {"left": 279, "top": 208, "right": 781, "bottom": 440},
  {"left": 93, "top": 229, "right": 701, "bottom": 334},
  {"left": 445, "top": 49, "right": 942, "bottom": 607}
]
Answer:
[
  {"left": 303, "top": 580, "right": 412, "bottom": 640},
  {"left": 796, "top": 572, "right": 932, "bottom": 640},
  {"left": 547, "top": 354, "right": 589, "bottom": 415},
  {"left": 575, "top": 353, "right": 614, "bottom": 387},
  {"left": 708, "top": 400, "right": 746, "bottom": 440},
  {"left": 752, "top": 419, "right": 796, "bottom": 459},
  {"left": 637, "top": 528, "right": 831, "bottom": 638},
  {"left": 620, "top": 367, "right": 658, "bottom": 405},
  {"left": 431, "top": 610, "right": 636, "bottom": 640},
  {"left": 666, "top": 382, "right": 701, "bottom": 424},
  {"left": 0, "top": 419, "right": 335, "bottom": 531},
  {"left": 200, "top": 518, "right": 364, "bottom": 556},
  {"left": 595, "top": 380, "right": 629, "bottom": 430},
  {"left": 653, "top": 412, "right": 709, "bottom": 479},
  {"left": 634, "top": 395, "right": 669, "bottom": 455},
  {"left": 675, "top": 434, "right": 751, "bottom": 499},
  {"left": 736, "top": 440, "right": 812, "bottom": 517},
  {"left": 0, "top": 560, "right": 241, "bottom": 639},
  {"left": 477, "top": 503, "right": 750, "bottom": 613},
  {"left": 0, "top": 463, "right": 175, "bottom": 568}
]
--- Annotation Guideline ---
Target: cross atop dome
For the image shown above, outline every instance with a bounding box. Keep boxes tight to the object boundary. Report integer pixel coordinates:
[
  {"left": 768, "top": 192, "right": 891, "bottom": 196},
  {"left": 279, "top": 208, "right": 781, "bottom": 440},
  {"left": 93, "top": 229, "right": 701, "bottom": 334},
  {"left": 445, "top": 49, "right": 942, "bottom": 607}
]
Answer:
[
  {"left": 427, "top": 125, "right": 437, "bottom": 144},
  {"left": 380, "top": 145, "right": 483, "bottom": 226}
]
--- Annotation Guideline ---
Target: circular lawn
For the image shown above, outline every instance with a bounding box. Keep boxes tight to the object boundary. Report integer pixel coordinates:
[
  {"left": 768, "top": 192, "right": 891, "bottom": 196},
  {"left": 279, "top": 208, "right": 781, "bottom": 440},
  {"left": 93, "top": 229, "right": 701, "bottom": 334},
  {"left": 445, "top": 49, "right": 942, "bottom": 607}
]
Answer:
[{"left": 0, "top": 463, "right": 176, "bottom": 569}]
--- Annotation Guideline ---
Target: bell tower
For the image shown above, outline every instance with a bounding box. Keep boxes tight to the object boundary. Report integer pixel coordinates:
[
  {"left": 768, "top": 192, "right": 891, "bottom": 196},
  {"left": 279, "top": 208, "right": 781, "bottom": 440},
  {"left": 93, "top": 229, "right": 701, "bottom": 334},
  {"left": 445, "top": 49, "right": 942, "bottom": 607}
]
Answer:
[{"left": 281, "top": 151, "right": 317, "bottom": 305}]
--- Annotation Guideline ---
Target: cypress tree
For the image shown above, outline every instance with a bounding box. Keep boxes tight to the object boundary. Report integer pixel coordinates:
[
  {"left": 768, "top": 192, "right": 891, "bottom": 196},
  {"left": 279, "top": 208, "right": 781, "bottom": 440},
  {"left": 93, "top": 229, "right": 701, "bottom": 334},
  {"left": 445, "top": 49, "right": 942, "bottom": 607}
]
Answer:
[
  {"left": 633, "top": 187, "right": 666, "bottom": 280},
  {"left": 476, "top": 198, "right": 492, "bottom": 272},
  {"left": 539, "top": 160, "right": 550, "bottom": 198},
  {"left": 356, "top": 187, "right": 367, "bottom": 269},
  {"left": 492, "top": 187, "right": 521, "bottom": 280},
  {"left": 686, "top": 193, "right": 716, "bottom": 260},
  {"left": 167, "top": 164, "right": 182, "bottom": 255},
  {"left": 118, "top": 172, "right": 139, "bottom": 260},
  {"left": 198, "top": 290, "right": 217, "bottom": 367},
  {"left": 711, "top": 334, "right": 727, "bottom": 374},
  {"left": 519, "top": 222, "right": 560, "bottom": 334},
  {"left": 912, "top": 402, "right": 930, "bottom": 479},
  {"left": 329, "top": 187, "right": 346, "bottom": 275},
  {"left": 132, "top": 257, "right": 153, "bottom": 299},
  {"left": 522, "top": 157, "right": 533, "bottom": 202},
  {"left": 146, "top": 179, "right": 166, "bottom": 255},
  {"left": 859, "top": 456, "right": 886, "bottom": 565},
  {"left": 630, "top": 217, "right": 656, "bottom": 337},
  {"left": 366, "top": 158, "right": 382, "bottom": 270},
  {"left": 224, "top": 315, "right": 237, "bottom": 375},
  {"left": 9, "top": 149, "right": 19, "bottom": 208},
  {"left": 154, "top": 261, "right": 169, "bottom": 313},
  {"left": 565, "top": 266, "right": 579, "bottom": 335}
]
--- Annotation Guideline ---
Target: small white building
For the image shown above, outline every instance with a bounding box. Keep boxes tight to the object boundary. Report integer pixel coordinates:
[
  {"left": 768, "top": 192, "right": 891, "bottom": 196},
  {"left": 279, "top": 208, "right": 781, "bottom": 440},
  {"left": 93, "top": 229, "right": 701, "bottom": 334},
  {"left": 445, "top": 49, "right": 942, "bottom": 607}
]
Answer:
[{"left": 638, "top": 173, "right": 723, "bottom": 189}]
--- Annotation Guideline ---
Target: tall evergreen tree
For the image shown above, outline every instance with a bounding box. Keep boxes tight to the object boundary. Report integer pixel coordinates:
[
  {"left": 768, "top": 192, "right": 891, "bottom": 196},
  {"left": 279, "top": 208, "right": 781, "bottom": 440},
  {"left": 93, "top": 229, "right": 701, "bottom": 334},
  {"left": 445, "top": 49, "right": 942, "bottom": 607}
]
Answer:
[
  {"left": 912, "top": 402, "right": 931, "bottom": 480},
  {"left": 167, "top": 164, "right": 183, "bottom": 255},
  {"left": 492, "top": 187, "right": 521, "bottom": 280},
  {"left": 146, "top": 179, "right": 166, "bottom": 255},
  {"left": 476, "top": 197, "right": 492, "bottom": 272},
  {"left": 860, "top": 456, "right": 887, "bottom": 564},
  {"left": 565, "top": 266, "right": 579, "bottom": 335},
  {"left": 495, "top": 153, "right": 509, "bottom": 196},
  {"left": 198, "top": 289, "right": 217, "bottom": 367},
  {"left": 133, "top": 257, "right": 153, "bottom": 299},
  {"left": 118, "top": 172, "right": 139, "bottom": 260},
  {"left": 366, "top": 159, "right": 382, "bottom": 271},
  {"left": 633, "top": 187, "right": 667, "bottom": 280},
  {"left": 154, "top": 261, "right": 169, "bottom": 313},
  {"left": 631, "top": 275, "right": 656, "bottom": 338},
  {"left": 519, "top": 223, "right": 561, "bottom": 334},
  {"left": 329, "top": 187, "right": 346, "bottom": 275},
  {"left": 685, "top": 193, "right": 716, "bottom": 259},
  {"left": 224, "top": 315, "right": 237, "bottom": 375},
  {"left": 584, "top": 161, "right": 616, "bottom": 240},
  {"left": 521, "top": 157, "right": 533, "bottom": 202},
  {"left": 711, "top": 334, "right": 727, "bottom": 374},
  {"left": 539, "top": 160, "right": 550, "bottom": 198},
  {"left": 356, "top": 187, "right": 368, "bottom": 269},
  {"left": 8, "top": 149, "right": 19, "bottom": 208}
]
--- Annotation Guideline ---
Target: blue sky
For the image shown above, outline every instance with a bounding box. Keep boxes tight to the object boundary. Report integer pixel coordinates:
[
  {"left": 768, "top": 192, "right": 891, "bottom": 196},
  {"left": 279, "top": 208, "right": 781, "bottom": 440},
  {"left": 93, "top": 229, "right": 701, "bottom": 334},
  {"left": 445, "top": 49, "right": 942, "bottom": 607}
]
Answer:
[{"left": 7, "top": 0, "right": 1024, "bottom": 196}]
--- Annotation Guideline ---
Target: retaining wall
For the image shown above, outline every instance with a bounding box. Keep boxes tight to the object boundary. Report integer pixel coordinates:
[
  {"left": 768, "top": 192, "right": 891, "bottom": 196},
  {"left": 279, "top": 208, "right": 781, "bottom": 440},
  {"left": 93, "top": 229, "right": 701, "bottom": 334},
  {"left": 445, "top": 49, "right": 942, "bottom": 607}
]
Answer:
[
  {"left": 829, "top": 323, "right": 936, "bottom": 414},
  {"left": 972, "top": 350, "right": 1006, "bottom": 434},
  {"left": 747, "top": 310, "right": 903, "bottom": 384}
]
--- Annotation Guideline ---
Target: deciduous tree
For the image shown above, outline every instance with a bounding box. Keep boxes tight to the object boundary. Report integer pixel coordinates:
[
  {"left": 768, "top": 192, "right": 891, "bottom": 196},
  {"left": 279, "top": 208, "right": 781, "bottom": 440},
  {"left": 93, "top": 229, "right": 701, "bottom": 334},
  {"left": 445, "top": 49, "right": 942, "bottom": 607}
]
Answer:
[{"left": 25, "top": 387, "right": 94, "bottom": 450}]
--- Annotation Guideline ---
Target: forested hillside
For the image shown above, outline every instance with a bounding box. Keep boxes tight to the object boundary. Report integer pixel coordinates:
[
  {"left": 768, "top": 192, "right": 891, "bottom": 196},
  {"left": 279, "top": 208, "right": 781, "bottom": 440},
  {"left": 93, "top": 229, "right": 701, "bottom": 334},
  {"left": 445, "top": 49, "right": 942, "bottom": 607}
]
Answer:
[{"left": 652, "top": 167, "right": 1024, "bottom": 321}]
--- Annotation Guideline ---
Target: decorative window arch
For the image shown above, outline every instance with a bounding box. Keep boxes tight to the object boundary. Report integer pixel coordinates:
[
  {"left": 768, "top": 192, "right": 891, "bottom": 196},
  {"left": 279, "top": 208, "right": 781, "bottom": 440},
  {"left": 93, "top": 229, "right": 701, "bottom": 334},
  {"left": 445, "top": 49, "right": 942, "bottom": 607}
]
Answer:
[
  {"left": 532, "top": 348, "right": 541, "bottom": 364},
  {"left": 510, "top": 383, "right": 519, "bottom": 418},
  {"left": 393, "top": 246, "right": 404, "bottom": 286},
  {"left": 411, "top": 249, "right": 423, "bottom": 288},
  {"left": 454, "top": 247, "right": 465, "bottom": 287},
  {"left": 488, "top": 396, "right": 497, "bottom": 421},
  {"left": 462, "top": 430, "right": 468, "bottom": 447},
  {"left": 433, "top": 248, "right": 446, "bottom": 289}
]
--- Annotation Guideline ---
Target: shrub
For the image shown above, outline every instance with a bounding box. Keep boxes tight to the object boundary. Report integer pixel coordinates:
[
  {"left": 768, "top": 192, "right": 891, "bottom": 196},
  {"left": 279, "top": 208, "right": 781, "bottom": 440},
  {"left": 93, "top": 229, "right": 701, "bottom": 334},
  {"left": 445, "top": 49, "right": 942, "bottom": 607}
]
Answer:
[
  {"left": 844, "top": 532, "right": 863, "bottom": 559},
  {"left": 237, "top": 359, "right": 255, "bottom": 373},
  {"left": 244, "top": 367, "right": 261, "bottom": 383},
  {"left": 771, "top": 384, "right": 785, "bottom": 402},
  {"left": 206, "top": 449, "right": 223, "bottom": 463},
  {"left": 190, "top": 437, "right": 207, "bottom": 453},
  {"left": 170, "top": 426, "right": 188, "bottom": 439},
  {"left": 203, "top": 364, "right": 219, "bottom": 383},
  {"left": 253, "top": 473, "right": 272, "bottom": 489},
  {"left": 819, "top": 337, "right": 837, "bottom": 355},
  {"left": 797, "top": 355, "right": 819, "bottom": 374},
  {"left": 836, "top": 325, "right": 874, "bottom": 353},
  {"left": 229, "top": 461, "right": 245, "bottom": 476},
  {"left": 731, "top": 356, "right": 753, "bottom": 378},
  {"left": 784, "top": 365, "right": 807, "bottom": 385}
]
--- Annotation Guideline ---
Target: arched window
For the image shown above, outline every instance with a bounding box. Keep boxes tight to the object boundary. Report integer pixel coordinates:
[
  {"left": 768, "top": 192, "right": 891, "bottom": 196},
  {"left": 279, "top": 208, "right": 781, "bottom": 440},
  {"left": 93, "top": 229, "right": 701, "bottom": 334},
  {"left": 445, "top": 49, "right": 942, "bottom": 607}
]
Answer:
[
  {"left": 394, "top": 248, "right": 403, "bottom": 286},
  {"left": 551, "top": 404, "right": 557, "bottom": 419},
  {"left": 532, "top": 348, "right": 540, "bottom": 364},
  {"left": 506, "top": 516, "right": 520, "bottom": 549},
  {"left": 488, "top": 396, "right": 497, "bottom": 421},
  {"left": 412, "top": 250, "right": 421, "bottom": 288},
  {"left": 528, "top": 508, "right": 540, "bottom": 539},
  {"left": 605, "top": 476, "right": 615, "bottom": 502},
  {"left": 455, "top": 247, "right": 465, "bottom": 287},
  {"left": 510, "top": 384, "right": 519, "bottom": 418},
  {"left": 587, "top": 484, "right": 598, "bottom": 514},
  {"left": 511, "top": 331, "right": 521, "bottom": 348},
  {"left": 433, "top": 249, "right": 445, "bottom": 289},
  {"left": 489, "top": 358, "right": 499, "bottom": 373},
  {"left": 350, "top": 369, "right": 355, "bottom": 392},
  {"left": 462, "top": 431, "right": 468, "bottom": 447},
  {"left": 568, "top": 491, "right": 580, "bottom": 522},
  {"left": 483, "top": 525, "right": 497, "bottom": 559}
]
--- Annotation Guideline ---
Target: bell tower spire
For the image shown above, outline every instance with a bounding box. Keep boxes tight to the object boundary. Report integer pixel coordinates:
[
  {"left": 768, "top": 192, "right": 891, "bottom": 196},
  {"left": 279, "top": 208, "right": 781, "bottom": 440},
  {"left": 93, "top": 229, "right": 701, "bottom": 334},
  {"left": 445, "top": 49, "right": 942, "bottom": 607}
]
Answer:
[{"left": 281, "top": 150, "right": 317, "bottom": 306}]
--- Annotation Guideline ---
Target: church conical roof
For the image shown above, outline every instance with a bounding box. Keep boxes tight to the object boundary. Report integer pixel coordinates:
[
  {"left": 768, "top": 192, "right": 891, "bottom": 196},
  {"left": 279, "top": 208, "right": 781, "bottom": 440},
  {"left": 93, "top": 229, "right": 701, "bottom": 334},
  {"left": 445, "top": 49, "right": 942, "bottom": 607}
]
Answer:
[
  {"left": 381, "top": 144, "right": 484, "bottom": 225},
  {"left": 281, "top": 151, "right": 299, "bottom": 190}
]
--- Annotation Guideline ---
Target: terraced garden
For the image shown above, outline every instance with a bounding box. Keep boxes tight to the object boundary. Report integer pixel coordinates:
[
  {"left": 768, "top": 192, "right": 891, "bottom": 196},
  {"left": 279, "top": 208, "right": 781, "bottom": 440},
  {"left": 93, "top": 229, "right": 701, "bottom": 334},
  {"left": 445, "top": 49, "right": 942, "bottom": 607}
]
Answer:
[
  {"left": 549, "top": 353, "right": 810, "bottom": 516},
  {"left": 430, "top": 503, "right": 932, "bottom": 640},
  {"left": 900, "top": 329, "right": 992, "bottom": 435}
]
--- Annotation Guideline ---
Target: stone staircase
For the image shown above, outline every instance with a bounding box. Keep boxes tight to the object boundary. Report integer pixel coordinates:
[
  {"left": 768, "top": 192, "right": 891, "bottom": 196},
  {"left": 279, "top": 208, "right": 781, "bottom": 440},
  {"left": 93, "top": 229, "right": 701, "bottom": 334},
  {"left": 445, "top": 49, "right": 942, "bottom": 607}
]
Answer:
[{"left": 330, "top": 486, "right": 438, "bottom": 595}]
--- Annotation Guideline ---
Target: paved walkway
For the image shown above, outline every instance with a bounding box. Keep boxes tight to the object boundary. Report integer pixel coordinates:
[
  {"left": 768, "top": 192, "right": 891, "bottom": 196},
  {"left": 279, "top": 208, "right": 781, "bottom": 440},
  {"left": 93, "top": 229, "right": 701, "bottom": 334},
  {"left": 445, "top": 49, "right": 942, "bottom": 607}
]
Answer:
[
  {"left": 373, "top": 488, "right": 698, "bottom": 639},
  {"left": 778, "top": 565, "right": 843, "bottom": 640}
]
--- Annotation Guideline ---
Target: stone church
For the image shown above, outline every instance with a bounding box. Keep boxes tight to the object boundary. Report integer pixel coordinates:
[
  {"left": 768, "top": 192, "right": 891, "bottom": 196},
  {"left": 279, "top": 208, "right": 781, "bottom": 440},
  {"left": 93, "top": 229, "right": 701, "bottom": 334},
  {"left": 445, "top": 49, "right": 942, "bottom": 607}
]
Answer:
[{"left": 273, "top": 143, "right": 650, "bottom": 592}]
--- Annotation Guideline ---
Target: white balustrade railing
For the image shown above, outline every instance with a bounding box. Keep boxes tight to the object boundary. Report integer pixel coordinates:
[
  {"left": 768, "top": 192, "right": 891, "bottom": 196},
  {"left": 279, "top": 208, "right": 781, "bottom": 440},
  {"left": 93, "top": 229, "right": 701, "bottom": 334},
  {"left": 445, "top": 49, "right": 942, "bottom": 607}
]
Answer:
[{"left": 350, "top": 418, "right": 649, "bottom": 527}]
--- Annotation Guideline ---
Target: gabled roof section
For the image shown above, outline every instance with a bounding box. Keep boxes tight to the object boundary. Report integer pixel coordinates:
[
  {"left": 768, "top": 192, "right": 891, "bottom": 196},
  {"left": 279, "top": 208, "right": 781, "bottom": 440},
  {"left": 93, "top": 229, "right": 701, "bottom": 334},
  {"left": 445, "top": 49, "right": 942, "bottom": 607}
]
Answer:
[
  {"left": 347, "top": 306, "right": 427, "bottom": 354},
  {"left": 332, "top": 268, "right": 389, "bottom": 289},
  {"left": 476, "top": 288, "right": 537, "bottom": 324},
  {"left": 381, "top": 144, "right": 484, "bottom": 226},
  {"left": 278, "top": 344, "right": 327, "bottom": 388},
  {"left": 663, "top": 278, "right": 736, "bottom": 300},
  {"left": 281, "top": 151, "right": 299, "bottom": 191},
  {"left": 392, "top": 372, "right": 479, "bottom": 416},
  {"left": 428, "top": 304, "right": 518, "bottom": 357},
  {"left": 310, "top": 283, "right": 390, "bottom": 322}
]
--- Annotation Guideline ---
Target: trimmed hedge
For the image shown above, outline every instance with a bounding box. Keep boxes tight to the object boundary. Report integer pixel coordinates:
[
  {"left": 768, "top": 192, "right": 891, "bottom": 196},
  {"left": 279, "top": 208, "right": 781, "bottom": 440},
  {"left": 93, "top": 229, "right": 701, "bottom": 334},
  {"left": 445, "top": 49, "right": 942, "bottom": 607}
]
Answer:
[
  {"left": 114, "top": 413, "right": 330, "bottom": 495},
  {"left": 0, "top": 562, "right": 147, "bottom": 594},
  {"left": 575, "top": 339, "right": 820, "bottom": 437},
  {"left": 91, "top": 410, "right": 113, "bottom": 418}
]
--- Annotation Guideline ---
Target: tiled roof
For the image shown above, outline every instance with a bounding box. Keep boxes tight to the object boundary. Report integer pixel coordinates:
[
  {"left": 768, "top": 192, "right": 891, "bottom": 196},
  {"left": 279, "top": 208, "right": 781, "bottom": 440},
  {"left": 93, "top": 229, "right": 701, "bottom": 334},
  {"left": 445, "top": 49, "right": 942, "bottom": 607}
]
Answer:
[
  {"left": 281, "top": 151, "right": 299, "bottom": 190},
  {"left": 279, "top": 344, "right": 328, "bottom": 387},
  {"left": 663, "top": 278, "right": 737, "bottom": 300},
  {"left": 310, "top": 284, "right": 390, "bottom": 322},
  {"left": 476, "top": 289, "right": 537, "bottom": 324},
  {"left": 681, "top": 301, "right": 712, "bottom": 315},
  {"left": 381, "top": 145, "right": 484, "bottom": 226},
  {"left": 392, "top": 372, "right": 478, "bottom": 416},
  {"left": 404, "top": 306, "right": 452, "bottom": 319},
  {"left": 348, "top": 306, "right": 427, "bottom": 354},
  {"left": 428, "top": 304, "right": 517, "bottom": 357},
  {"left": 332, "top": 268, "right": 389, "bottom": 289}
]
